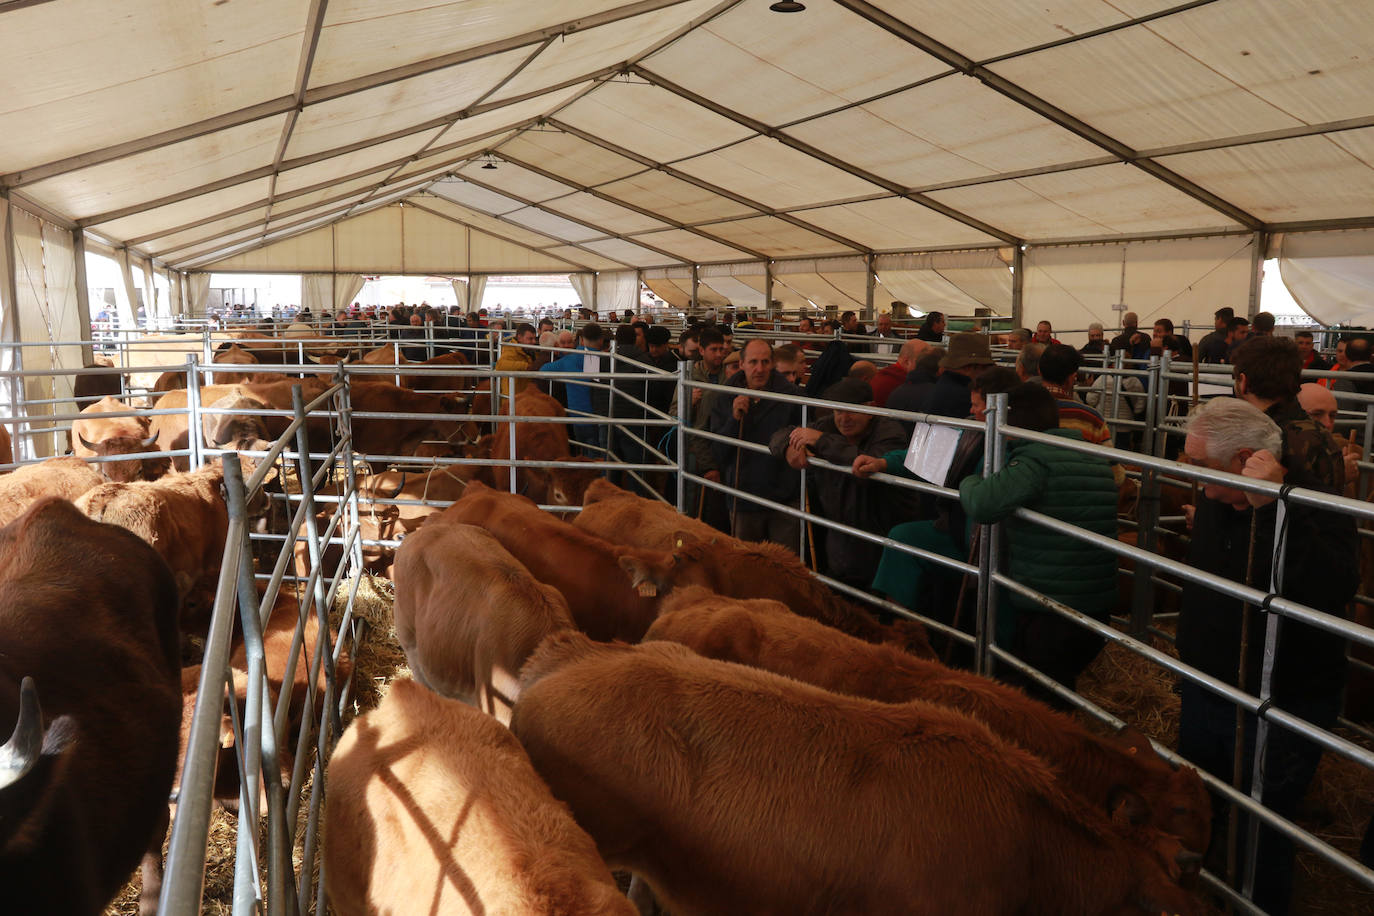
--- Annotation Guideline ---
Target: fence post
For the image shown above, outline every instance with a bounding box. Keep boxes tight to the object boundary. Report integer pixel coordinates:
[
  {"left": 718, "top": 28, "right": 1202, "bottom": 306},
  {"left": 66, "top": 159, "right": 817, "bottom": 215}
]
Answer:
[
  {"left": 607, "top": 338, "right": 618, "bottom": 469},
  {"left": 507, "top": 362, "right": 518, "bottom": 495},
  {"left": 335, "top": 364, "right": 364, "bottom": 574},
  {"left": 676, "top": 360, "right": 688, "bottom": 513},
  {"left": 798, "top": 402, "right": 809, "bottom": 561},
  {"left": 974, "top": 392, "right": 1008, "bottom": 678},
  {"left": 1129, "top": 355, "right": 1163, "bottom": 637},
  {"left": 1242, "top": 497, "right": 1290, "bottom": 900},
  {"left": 290, "top": 384, "right": 339, "bottom": 734},
  {"left": 185, "top": 354, "right": 203, "bottom": 470}
]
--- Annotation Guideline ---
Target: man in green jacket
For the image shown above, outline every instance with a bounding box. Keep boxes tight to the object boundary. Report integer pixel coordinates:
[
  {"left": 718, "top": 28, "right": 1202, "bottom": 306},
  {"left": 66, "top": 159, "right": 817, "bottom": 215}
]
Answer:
[{"left": 959, "top": 382, "right": 1118, "bottom": 697}]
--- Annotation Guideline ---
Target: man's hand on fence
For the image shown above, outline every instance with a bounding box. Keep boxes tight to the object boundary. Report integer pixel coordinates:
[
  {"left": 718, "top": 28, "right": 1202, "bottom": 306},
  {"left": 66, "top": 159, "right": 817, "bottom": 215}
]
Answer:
[
  {"left": 852, "top": 454, "right": 886, "bottom": 478},
  {"left": 732, "top": 395, "right": 753, "bottom": 420},
  {"left": 1241, "top": 448, "right": 1285, "bottom": 507}
]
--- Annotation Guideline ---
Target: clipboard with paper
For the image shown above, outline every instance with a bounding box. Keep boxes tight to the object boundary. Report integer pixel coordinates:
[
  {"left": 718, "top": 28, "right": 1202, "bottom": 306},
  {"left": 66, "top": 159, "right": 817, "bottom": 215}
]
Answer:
[{"left": 903, "top": 421, "right": 963, "bottom": 484}]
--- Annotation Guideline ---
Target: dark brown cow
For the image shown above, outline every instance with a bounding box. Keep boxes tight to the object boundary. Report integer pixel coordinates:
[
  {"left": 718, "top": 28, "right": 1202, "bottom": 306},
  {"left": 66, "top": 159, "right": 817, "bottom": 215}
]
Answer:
[
  {"left": 72, "top": 358, "right": 124, "bottom": 407},
  {"left": 209, "top": 343, "right": 260, "bottom": 385},
  {"left": 0, "top": 423, "right": 12, "bottom": 468},
  {"left": 0, "top": 456, "right": 104, "bottom": 525},
  {"left": 511, "top": 632, "right": 1200, "bottom": 916},
  {"left": 75, "top": 463, "right": 230, "bottom": 637},
  {"left": 71, "top": 395, "right": 168, "bottom": 482},
  {"left": 646, "top": 588, "right": 1211, "bottom": 856},
  {"left": 325, "top": 678, "right": 636, "bottom": 916},
  {"left": 393, "top": 522, "right": 574, "bottom": 723},
  {"left": 0, "top": 498, "right": 181, "bottom": 915},
  {"left": 488, "top": 387, "right": 573, "bottom": 503}
]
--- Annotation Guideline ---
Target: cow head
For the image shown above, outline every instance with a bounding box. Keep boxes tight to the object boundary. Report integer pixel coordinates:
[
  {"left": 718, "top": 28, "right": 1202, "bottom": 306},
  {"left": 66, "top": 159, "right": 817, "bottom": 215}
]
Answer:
[
  {"left": 77, "top": 431, "right": 164, "bottom": 482},
  {"left": 547, "top": 458, "right": 601, "bottom": 506},
  {"left": 1109, "top": 727, "right": 1212, "bottom": 859},
  {"left": 617, "top": 531, "right": 720, "bottom": 598}
]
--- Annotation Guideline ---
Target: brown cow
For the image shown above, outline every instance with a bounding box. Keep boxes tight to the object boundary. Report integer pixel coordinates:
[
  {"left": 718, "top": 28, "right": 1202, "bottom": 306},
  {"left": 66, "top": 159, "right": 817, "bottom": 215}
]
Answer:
[
  {"left": 488, "top": 387, "right": 573, "bottom": 503},
  {"left": 0, "top": 456, "right": 104, "bottom": 525},
  {"left": 71, "top": 395, "right": 168, "bottom": 482},
  {"left": 646, "top": 588, "right": 1211, "bottom": 856},
  {"left": 0, "top": 423, "right": 11, "bottom": 467},
  {"left": 511, "top": 632, "right": 1200, "bottom": 916},
  {"left": 209, "top": 343, "right": 260, "bottom": 385},
  {"left": 393, "top": 522, "right": 574, "bottom": 723},
  {"left": 0, "top": 498, "right": 181, "bottom": 915},
  {"left": 325, "top": 678, "right": 636, "bottom": 916},
  {"left": 439, "top": 481, "right": 672, "bottom": 642},
  {"left": 74, "top": 463, "right": 230, "bottom": 638},
  {"left": 577, "top": 481, "right": 933, "bottom": 656},
  {"left": 72, "top": 359, "right": 124, "bottom": 407}
]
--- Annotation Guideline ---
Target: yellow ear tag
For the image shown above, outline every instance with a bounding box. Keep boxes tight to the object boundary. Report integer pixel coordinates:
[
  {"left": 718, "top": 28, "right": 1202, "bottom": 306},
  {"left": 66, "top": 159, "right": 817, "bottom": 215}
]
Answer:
[
  {"left": 1128, "top": 746, "right": 1138, "bottom": 755},
  {"left": 675, "top": 538, "right": 683, "bottom": 548}
]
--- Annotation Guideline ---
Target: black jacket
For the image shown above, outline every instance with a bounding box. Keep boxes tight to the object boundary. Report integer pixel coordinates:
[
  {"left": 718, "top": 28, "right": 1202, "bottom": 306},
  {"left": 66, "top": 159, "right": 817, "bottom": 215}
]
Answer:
[
  {"left": 1177, "top": 399, "right": 1357, "bottom": 702},
  {"left": 885, "top": 368, "right": 938, "bottom": 431},
  {"left": 769, "top": 414, "right": 911, "bottom": 584},
  {"left": 920, "top": 371, "right": 973, "bottom": 420},
  {"left": 710, "top": 371, "right": 803, "bottom": 512}
]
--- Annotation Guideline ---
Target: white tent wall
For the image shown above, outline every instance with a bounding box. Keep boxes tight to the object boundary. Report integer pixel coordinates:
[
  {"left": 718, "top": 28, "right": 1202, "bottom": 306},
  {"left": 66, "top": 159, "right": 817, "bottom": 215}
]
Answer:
[
  {"left": 772, "top": 257, "right": 869, "bottom": 314},
  {"left": 699, "top": 262, "right": 768, "bottom": 312},
  {"left": 188, "top": 273, "right": 213, "bottom": 316},
  {"left": 568, "top": 273, "right": 595, "bottom": 309},
  {"left": 1278, "top": 229, "right": 1374, "bottom": 327},
  {"left": 334, "top": 274, "right": 365, "bottom": 312},
  {"left": 300, "top": 274, "right": 332, "bottom": 315},
  {"left": 115, "top": 248, "right": 139, "bottom": 327},
  {"left": 595, "top": 270, "right": 639, "bottom": 316},
  {"left": 451, "top": 278, "right": 469, "bottom": 311},
  {"left": 875, "top": 249, "right": 1015, "bottom": 318},
  {"left": 1021, "top": 236, "right": 1256, "bottom": 343},
  {"left": 642, "top": 266, "right": 694, "bottom": 308},
  {"left": 697, "top": 275, "right": 764, "bottom": 311},
  {"left": 10, "top": 207, "right": 81, "bottom": 458},
  {"left": 468, "top": 275, "right": 487, "bottom": 313}
]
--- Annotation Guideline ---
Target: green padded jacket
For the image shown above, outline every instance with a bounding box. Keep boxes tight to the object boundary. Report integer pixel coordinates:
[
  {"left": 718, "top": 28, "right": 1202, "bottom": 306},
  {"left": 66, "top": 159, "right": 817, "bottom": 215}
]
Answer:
[{"left": 958, "top": 428, "right": 1119, "bottom": 632}]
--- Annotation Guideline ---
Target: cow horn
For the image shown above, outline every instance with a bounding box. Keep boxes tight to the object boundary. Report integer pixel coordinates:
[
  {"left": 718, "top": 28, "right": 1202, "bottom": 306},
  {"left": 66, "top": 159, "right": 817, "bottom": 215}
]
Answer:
[
  {"left": 1175, "top": 848, "right": 1202, "bottom": 868},
  {"left": 76, "top": 432, "right": 99, "bottom": 452},
  {"left": 139, "top": 434, "right": 159, "bottom": 449},
  {"left": 383, "top": 473, "right": 406, "bottom": 500},
  {"left": 0, "top": 677, "right": 44, "bottom": 791}
]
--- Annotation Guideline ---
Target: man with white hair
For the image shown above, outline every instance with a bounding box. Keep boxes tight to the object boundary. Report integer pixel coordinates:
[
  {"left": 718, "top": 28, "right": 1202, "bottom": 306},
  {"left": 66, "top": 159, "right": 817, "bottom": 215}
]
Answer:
[
  {"left": 1079, "top": 322, "right": 1105, "bottom": 356},
  {"left": 1178, "top": 395, "right": 1357, "bottom": 914}
]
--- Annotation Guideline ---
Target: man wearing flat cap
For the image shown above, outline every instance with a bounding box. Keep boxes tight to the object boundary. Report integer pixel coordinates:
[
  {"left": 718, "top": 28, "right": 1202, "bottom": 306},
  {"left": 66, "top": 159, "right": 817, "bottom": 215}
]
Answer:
[
  {"left": 770, "top": 377, "right": 911, "bottom": 587},
  {"left": 923, "top": 332, "right": 995, "bottom": 419}
]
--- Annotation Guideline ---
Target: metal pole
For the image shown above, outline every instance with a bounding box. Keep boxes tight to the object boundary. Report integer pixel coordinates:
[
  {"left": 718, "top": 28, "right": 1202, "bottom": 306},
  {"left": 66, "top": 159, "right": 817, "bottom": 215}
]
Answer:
[
  {"left": 186, "top": 354, "right": 203, "bottom": 470},
  {"left": 290, "top": 385, "right": 339, "bottom": 733},
  {"left": 764, "top": 263, "right": 774, "bottom": 323},
  {"left": 1243, "top": 498, "right": 1289, "bottom": 899},
  {"left": 1246, "top": 230, "right": 1267, "bottom": 318},
  {"left": 974, "top": 393, "right": 1007, "bottom": 677},
  {"left": 865, "top": 253, "right": 876, "bottom": 322},
  {"left": 1362, "top": 404, "right": 1373, "bottom": 501},
  {"left": 71, "top": 229, "right": 94, "bottom": 368},
  {"left": 798, "top": 403, "right": 809, "bottom": 559},
  {"left": 691, "top": 265, "right": 700, "bottom": 314},
  {"left": 1010, "top": 245, "right": 1025, "bottom": 330},
  {"left": 507, "top": 360, "right": 518, "bottom": 494},
  {"left": 676, "top": 360, "right": 688, "bottom": 513},
  {"left": 336, "top": 366, "right": 364, "bottom": 574},
  {"left": 606, "top": 338, "right": 618, "bottom": 471},
  {"left": 1129, "top": 355, "right": 1163, "bottom": 636}
]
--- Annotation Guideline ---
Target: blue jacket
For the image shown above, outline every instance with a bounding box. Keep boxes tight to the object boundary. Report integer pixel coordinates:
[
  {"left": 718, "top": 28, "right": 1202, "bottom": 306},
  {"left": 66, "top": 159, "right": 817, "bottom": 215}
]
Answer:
[{"left": 540, "top": 346, "right": 607, "bottom": 417}]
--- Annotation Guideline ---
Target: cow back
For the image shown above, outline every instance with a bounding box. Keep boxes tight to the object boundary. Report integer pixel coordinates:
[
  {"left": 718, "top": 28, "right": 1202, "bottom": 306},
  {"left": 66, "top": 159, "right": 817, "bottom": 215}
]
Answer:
[
  {"left": 511, "top": 635, "right": 1199, "bottom": 916},
  {"left": 646, "top": 593, "right": 1210, "bottom": 856},
  {"left": 0, "top": 456, "right": 104, "bottom": 526},
  {"left": 325, "top": 678, "right": 633, "bottom": 916}
]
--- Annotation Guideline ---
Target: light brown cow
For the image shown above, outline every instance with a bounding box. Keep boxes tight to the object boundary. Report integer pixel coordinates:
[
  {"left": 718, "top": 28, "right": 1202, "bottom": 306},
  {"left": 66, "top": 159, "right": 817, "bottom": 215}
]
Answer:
[
  {"left": 75, "top": 464, "right": 230, "bottom": 637},
  {"left": 393, "top": 522, "right": 574, "bottom": 723},
  {"left": 576, "top": 477, "right": 729, "bottom": 547},
  {"left": 439, "top": 481, "right": 673, "bottom": 642},
  {"left": 512, "top": 632, "right": 1200, "bottom": 916},
  {"left": 0, "top": 498, "right": 182, "bottom": 916},
  {"left": 488, "top": 387, "right": 573, "bottom": 503},
  {"left": 0, "top": 456, "right": 104, "bottom": 525},
  {"left": 646, "top": 588, "right": 1211, "bottom": 856},
  {"left": 71, "top": 395, "right": 168, "bottom": 482},
  {"left": 209, "top": 343, "right": 260, "bottom": 385},
  {"left": 0, "top": 422, "right": 12, "bottom": 468},
  {"left": 325, "top": 678, "right": 636, "bottom": 916}
]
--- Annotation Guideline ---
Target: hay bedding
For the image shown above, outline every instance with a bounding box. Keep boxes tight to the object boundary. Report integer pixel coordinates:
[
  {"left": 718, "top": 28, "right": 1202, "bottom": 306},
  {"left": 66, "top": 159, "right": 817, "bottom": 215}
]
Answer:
[
  {"left": 1078, "top": 626, "right": 1374, "bottom": 916},
  {"left": 106, "top": 574, "right": 405, "bottom": 916}
]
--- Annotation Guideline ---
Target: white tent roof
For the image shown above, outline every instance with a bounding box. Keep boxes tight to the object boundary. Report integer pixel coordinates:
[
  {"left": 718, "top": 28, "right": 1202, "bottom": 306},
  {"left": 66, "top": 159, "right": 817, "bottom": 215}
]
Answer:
[{"left": 2, "top": 0, "right": 1371, "bottom": 275}]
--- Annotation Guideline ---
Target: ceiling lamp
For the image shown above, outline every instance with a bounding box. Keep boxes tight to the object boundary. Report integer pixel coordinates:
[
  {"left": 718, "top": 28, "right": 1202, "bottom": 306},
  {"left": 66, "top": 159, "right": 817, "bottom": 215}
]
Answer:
[
  {"left": 769, "top": 1, "right": 805, "bottom": 11},
  {"left": 480, "top": 155, "right": 499, "bottom": 170}
]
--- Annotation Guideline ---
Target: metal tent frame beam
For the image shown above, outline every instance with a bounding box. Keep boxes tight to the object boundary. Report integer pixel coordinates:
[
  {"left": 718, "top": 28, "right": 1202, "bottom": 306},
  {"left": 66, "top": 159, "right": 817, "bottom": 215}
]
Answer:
[
  {"left": 401, "top": 198, "right": 610, "bottom": 272},
  {"left": 832, "top": 0, "right": 1262, "bottom": 231}
]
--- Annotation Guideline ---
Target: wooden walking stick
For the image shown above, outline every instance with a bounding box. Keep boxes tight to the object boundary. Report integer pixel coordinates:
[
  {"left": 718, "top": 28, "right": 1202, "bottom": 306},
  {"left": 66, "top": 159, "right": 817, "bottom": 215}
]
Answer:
[
  {"left": 945, "top": 527, "right": 983, "bottom": 665},
  {"left": 1225, "top": 510, "right": 1262, "bottom": 898}
]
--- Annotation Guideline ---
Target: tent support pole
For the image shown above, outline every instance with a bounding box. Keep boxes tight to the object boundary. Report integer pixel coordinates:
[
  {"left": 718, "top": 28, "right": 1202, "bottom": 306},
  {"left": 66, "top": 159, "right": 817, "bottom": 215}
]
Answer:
[
  {"left": 764, "top": 263, "right": 774, "bottom": 322},
  {"left": 1247, "top": 230, "right": 1268, "bottom": 318},
  {"left": 71, "top": 229, "right": 93, "bottom": 366},
  {"left": 691, "top": 264, "right": 699, "bottom": 314},
  {"left": 1011, "top": 245, "right": 1025, "bottom": 330},
  {"left": 865, "top": 253, "right": 876, "bottom": 321}
]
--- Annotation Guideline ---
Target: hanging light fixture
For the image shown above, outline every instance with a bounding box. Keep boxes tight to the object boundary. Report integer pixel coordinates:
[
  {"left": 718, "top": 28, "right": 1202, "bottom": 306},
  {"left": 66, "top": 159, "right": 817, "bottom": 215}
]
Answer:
[
  {"left": 769, "top": 1, "right": 805, "bottom": 11},
  {"left": 481, "top": 155, "right": 499, "bottom": 170}
]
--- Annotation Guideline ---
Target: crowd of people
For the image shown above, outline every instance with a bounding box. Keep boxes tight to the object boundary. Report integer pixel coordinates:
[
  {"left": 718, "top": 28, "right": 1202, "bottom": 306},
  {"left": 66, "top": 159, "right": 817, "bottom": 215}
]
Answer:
[{"left": 513, "top": 310, "right": 1366, "bottom": 916}]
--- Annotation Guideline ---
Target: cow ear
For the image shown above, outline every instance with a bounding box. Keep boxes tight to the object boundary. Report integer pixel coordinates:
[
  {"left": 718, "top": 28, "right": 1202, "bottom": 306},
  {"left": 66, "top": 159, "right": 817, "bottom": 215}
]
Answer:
[
  {"left": 1107, "top": 785, "right": 1150, "bottom": 827},
  {"left": 671, "top": 529, "right": 700, "bottom": 550}
]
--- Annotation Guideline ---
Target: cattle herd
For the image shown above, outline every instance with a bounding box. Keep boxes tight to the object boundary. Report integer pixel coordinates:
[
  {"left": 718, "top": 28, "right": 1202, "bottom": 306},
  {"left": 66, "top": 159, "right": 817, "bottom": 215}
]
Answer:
[{"left": 0, "top": 334, "right": 1211, "bottom": 915}]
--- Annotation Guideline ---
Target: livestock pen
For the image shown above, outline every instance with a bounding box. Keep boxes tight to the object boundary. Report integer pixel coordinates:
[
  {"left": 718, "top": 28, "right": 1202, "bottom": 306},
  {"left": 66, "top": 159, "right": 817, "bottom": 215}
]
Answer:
[{"left": 2, "top": 334, "right": 1374, "bottom": 914}]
